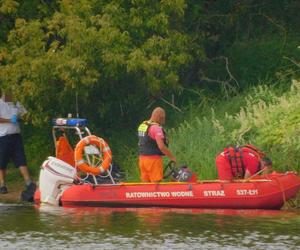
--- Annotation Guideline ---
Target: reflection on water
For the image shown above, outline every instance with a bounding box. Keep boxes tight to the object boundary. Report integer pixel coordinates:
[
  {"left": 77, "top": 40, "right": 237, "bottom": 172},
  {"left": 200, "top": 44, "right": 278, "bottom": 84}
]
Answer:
[{"left": 0, "top": 203, "right": 299, "bottom": 250}]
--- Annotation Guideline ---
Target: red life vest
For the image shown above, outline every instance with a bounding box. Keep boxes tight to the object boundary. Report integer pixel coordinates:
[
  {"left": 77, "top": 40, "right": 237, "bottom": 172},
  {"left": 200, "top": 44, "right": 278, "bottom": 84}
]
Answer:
[
  {"left": 224, "top": 144, "right": 266, "bottom": 178},
  {"left": 224, "top": 146, "right": 245, "bottom": 178}
]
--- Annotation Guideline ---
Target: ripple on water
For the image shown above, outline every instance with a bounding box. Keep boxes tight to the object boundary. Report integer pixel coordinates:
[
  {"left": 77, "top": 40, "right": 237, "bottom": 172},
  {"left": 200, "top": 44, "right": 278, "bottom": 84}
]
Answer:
[{"left": 0, "top": 205, "right": 300, "bottom": 249}]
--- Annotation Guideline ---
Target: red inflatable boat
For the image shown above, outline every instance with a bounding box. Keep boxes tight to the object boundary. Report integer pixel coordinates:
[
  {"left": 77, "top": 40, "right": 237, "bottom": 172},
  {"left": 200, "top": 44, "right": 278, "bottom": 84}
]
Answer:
[
  {"left": 34, "top": 118, "right": 300, "bottom": 209},
  {"left": 60, "top": 173, "right": 300, "bottom": 209},
  {"left": 35, "top": 160, "right": 300, "bottom": 209}
]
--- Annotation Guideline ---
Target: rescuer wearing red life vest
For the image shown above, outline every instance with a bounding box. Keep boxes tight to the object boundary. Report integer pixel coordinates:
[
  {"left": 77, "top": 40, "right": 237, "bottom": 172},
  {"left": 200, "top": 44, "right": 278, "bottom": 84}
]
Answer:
[
  {"left": 215, "top": 144, "right": 272, "bottom": 181},
  {"left": 137, "top": 107, "right": 176, "bottom": 182}
]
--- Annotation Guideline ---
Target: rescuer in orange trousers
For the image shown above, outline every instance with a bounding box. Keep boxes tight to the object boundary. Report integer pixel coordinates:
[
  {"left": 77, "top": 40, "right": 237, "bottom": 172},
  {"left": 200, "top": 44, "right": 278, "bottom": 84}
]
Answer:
[{"left": 137, "top": 107, "right": 176, "bottom": 182}]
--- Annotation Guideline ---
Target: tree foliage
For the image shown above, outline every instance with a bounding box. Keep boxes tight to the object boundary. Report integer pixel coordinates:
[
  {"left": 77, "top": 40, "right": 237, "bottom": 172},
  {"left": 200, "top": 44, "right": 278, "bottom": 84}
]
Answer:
[
  {"left": 0, "top": 0, "right": 299, "bottom": 129},
  {"left": 0, "top": 0, "right": 196, "bottom": 127}
]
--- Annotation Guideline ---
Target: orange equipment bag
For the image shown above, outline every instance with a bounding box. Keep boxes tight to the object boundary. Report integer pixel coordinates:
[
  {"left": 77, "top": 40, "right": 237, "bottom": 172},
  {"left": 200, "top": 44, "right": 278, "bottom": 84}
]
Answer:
[{"left": 56, "top": 136, "right": 75, "bottom": 167}]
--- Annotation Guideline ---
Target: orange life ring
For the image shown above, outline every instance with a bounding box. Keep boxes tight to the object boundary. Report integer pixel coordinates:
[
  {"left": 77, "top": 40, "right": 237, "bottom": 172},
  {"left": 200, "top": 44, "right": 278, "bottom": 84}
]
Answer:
[{"left": 74, "top": 135, "right": 112, "bottom": 175}]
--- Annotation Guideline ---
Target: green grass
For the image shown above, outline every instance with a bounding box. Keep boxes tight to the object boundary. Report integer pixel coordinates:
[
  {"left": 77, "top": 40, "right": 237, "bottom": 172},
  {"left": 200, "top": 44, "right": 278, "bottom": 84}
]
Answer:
[{"left": 166, "top": 79, "right": 300, "bottom": 180}]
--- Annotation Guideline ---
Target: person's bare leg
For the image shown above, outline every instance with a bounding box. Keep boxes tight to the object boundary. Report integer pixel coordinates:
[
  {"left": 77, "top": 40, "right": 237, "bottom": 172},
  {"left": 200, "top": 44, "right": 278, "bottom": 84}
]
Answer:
[
  {"left": 0, "top": 169, "right": 6, "bottom": 186},
  {"left": 19, "top": 166, "right": 31, "bottom": 184}
]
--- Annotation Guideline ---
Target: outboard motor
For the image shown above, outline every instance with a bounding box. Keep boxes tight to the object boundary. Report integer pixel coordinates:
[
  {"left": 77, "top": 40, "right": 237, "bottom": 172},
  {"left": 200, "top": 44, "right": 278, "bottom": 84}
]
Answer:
[
  {"left": 39, "top": 156, "right": 77, "bottom": 205},
  {"left": 172, "top": 165, "right": 198, "bottom": 182}
]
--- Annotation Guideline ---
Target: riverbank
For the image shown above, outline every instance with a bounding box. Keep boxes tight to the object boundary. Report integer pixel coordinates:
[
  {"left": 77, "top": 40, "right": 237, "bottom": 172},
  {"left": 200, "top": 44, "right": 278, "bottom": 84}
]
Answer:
[{"left": 0, "top": 182, "right": 25, "bottom": 203}]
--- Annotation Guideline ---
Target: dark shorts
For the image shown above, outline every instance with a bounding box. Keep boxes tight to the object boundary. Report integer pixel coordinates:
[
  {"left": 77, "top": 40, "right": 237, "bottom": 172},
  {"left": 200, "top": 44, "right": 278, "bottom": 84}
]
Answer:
[{"left": 0, "top": 134, "right": 27, "bottom": 169}]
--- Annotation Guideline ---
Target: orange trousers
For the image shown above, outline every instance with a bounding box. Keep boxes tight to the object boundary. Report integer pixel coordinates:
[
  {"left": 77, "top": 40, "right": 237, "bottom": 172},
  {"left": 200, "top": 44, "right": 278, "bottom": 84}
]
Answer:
[{"left": 139, "top": 156, "right": 163, "bottom": 182}]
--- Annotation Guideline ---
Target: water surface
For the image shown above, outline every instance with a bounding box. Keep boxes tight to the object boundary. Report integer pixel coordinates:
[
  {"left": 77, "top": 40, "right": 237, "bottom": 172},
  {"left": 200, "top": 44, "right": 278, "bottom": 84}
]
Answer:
[{"left": 0, "top": 204, "right": 299, "bottom": 249}]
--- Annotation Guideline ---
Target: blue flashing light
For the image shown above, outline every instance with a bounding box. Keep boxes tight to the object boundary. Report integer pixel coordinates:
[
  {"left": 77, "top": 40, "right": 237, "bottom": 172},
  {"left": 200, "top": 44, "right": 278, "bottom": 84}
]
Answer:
[{"left": 52, "top": 118, "right": 87, "bottom": 126}]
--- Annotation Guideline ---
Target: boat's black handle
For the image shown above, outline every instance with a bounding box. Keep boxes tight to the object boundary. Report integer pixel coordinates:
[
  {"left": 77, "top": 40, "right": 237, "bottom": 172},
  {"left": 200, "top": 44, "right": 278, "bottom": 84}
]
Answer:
[{"left": 163, "top": 161, "right": 177, "bottom": 179}]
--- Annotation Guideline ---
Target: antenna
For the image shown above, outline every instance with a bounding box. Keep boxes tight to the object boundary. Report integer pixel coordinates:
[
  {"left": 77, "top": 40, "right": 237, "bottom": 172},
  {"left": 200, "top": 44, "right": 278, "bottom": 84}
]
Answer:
[{"left": 76, "top": 91, "right": 79, "bottom": 118}]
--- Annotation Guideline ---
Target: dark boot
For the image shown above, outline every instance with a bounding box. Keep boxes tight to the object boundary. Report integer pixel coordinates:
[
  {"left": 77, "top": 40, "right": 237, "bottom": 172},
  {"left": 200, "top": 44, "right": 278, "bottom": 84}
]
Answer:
[
  {"left": 20, "top": 182, "right": 37, "bottom": 202},
  {"left": 0, "top": 185, "right": 8, "bottom": 194}
]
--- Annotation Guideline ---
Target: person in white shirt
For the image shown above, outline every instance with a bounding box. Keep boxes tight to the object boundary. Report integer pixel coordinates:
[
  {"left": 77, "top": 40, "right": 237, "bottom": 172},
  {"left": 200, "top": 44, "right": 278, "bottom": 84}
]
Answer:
[{"left": 0, "top": 91, "right": 36, "bottom": 196}]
